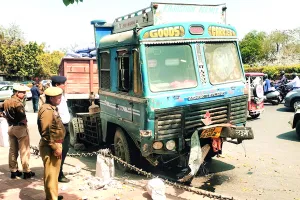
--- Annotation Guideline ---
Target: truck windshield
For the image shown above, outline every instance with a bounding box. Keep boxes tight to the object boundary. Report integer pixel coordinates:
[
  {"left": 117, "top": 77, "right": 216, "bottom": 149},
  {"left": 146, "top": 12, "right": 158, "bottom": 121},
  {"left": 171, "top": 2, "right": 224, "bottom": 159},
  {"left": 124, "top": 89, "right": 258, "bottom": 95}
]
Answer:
[
  {"left": 145, "top": 45, "right": 197, "bottom": 92},
  {"left": 204, "top": 42, "right": 243, "bottom": 85}
]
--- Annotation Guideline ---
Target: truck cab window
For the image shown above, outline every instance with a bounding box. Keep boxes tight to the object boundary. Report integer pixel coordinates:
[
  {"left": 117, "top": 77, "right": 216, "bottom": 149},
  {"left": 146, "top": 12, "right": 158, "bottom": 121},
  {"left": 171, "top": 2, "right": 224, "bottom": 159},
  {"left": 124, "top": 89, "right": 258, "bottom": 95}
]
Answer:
[
  {"left": 100, "top": 51, "right": 111, "bottom": 90},
  {"left": 117, "top": 50, "right": 129, "bottom": 92}
]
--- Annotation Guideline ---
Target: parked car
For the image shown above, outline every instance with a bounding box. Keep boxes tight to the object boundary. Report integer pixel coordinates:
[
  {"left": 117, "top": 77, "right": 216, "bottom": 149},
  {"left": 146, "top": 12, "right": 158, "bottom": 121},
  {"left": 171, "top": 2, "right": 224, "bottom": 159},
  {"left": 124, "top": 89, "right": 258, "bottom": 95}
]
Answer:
[
  {"left": 0, "top": 85, "right": 32, "bottom": 101},
  {"left": 284, "top": 89, "right": 300, "bottom": 110},
  {"left": 0, "top": 85, "right": 14, "bottom": 101},
  {"left": 289, "top": 106, "right": 300, "bottom": 139},
  {"left": 0, "top": 81, "right": 12, "bottom": 87},
  {"left": 40, "top": 80, "right": 51, "bottom": 86}
]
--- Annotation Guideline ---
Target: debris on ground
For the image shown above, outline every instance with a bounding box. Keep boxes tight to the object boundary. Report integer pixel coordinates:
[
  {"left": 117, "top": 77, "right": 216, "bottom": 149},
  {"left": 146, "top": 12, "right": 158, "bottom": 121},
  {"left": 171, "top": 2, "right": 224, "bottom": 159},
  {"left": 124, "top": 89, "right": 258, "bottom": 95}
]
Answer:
[{"left": 146, "top": 178, "right": 166, "bottom": 200}]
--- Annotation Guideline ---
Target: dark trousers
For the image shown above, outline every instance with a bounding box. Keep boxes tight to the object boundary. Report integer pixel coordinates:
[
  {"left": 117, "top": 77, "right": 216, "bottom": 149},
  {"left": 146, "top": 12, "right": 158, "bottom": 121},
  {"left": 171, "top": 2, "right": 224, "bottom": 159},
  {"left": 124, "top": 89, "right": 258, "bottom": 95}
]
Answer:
[
  {"left": 59, "top": 123, "right": 70, "bottom": 177},
  {"left": 32, "top": 98, "right": 39, "bottom": 113}
]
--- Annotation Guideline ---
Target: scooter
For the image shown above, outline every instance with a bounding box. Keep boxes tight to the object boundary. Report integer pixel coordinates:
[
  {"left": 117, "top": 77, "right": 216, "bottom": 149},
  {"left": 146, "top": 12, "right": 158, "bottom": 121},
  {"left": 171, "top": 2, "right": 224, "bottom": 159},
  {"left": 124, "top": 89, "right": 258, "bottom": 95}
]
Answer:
[{"left": 264, "top": 89, "right": 281, "bottom": 105}]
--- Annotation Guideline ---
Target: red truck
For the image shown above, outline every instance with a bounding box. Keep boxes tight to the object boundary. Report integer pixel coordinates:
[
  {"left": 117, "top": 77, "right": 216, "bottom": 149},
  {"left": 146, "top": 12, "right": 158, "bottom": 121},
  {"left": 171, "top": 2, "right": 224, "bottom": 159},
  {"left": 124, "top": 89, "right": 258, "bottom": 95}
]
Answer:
[{"left": 58, "top": 57, "right": 99, "bottom": 114}]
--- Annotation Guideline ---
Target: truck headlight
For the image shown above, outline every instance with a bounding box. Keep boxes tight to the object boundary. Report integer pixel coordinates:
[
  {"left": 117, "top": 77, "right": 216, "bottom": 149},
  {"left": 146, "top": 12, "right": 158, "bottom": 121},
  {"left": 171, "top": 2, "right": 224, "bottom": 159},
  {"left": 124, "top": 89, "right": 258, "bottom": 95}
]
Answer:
[
  {"left": 166, "top": 140, "right": 176, "bottom": 150},
  {"left": 153, "top": 141, "right": 163, "bottom": 150}
]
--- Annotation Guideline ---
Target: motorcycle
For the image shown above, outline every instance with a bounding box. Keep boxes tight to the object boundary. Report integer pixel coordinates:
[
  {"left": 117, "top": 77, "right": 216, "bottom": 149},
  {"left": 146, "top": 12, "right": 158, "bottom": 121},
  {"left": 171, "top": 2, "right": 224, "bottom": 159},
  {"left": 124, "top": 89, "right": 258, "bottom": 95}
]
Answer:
[
  {"left": 274, "top": 83, "right": 293, "bottom": 103},
  {"left": 264, "top": 89, "right": 281, "bottom": 105}
]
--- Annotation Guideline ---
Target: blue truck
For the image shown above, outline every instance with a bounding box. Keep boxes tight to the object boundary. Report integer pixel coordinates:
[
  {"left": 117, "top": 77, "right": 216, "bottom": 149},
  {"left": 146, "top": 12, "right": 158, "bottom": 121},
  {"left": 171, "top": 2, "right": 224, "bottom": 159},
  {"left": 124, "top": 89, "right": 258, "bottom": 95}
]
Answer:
[{"left": 73, "top": 2, "right": 254, "bottom": 181}]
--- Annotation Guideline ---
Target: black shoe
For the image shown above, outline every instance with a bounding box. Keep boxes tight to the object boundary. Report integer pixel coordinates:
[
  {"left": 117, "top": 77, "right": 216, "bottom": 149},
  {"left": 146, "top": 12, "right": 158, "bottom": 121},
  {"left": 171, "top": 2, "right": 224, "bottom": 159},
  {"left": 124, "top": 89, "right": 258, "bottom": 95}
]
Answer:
[
  {"left": 58, "top": 174, "right": 70, "bottom": 183},
  {"left": 11, "top": 170, "right": 23, "bottom": 179},
  {"left": 58, "top": 195, "right": 64, "bottom": 200},
  {"left": 23, "top": 171, "right": 35, "bottom": 179}
]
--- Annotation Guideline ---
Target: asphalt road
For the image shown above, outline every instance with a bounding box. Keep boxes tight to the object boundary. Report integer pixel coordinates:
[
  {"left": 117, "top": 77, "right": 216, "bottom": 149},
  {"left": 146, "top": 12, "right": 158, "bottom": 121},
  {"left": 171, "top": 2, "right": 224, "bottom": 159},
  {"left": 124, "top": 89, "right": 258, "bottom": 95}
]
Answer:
[
  {"left": 191, "top": 104, "right": 300, "bottom": 200},
  {"left": 25, "top": 101, "right": 300, "bottom": 200}
]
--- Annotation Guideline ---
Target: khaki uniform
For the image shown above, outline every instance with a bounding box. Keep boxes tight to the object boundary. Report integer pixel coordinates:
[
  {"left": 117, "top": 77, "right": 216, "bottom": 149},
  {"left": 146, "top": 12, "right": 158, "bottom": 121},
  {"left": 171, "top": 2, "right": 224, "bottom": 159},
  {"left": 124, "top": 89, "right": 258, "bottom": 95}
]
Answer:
[
  {"left": 38, "top": 103, "right": 65, "bottom": 200},
  {"left": 3, "top": 96, "right": 31, "bottom": 173},
  {"left": 39, "top": 84, "right": 46, "bottom": 108}
]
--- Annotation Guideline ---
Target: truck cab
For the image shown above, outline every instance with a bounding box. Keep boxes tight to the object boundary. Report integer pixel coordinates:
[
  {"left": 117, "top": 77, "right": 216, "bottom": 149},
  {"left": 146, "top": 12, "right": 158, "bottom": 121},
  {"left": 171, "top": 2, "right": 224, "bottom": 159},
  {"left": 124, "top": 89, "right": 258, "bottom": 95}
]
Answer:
[{"left": 90, "top": 2, "right": 254, "bottom": 177}]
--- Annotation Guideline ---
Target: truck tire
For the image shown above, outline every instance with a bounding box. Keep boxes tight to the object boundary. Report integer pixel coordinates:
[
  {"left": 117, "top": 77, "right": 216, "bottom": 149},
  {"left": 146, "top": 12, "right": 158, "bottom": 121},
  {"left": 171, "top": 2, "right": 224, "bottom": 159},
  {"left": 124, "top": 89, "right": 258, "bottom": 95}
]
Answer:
[
  {"left": 69, "top": 119, "right": 78, "bottom": 147},
  {"left": 296, "top": 120, "right": 300, "bottom": 139},
  {"left": 113, "top": 128, "right": 133, "bottom": 172}
]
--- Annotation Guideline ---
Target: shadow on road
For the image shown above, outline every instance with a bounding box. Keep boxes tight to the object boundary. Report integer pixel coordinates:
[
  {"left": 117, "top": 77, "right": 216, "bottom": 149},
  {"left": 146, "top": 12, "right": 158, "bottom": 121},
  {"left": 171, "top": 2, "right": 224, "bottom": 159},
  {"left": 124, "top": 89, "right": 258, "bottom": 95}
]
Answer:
[
  {"left": 247, "top": 116, "right": 261, "bottom": 121},
  {"left": 206, "top": 159, "right": 235, "bottom": 174},
  {"left": 276, "top": 107, "right": 293, "bottom": 112},
  {"left": 277, "top": 130, "right": 300, "bottom": 142},
  {"left": 198, "top": 174, "right": 230, "bottom": 192}
]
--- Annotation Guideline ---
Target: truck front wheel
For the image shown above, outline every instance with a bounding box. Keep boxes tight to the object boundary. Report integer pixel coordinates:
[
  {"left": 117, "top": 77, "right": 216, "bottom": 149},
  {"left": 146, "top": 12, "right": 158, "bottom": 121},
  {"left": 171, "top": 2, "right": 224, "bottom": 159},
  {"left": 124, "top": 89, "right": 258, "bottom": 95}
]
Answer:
[{"left": 114, "top": 128, "right": 133, "bottom": 172}]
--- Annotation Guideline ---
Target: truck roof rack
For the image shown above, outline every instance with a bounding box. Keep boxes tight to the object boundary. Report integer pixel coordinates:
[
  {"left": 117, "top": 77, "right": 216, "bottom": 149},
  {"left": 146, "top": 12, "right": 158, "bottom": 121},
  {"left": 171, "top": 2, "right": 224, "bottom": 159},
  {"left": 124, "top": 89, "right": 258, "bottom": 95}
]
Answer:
[{"left": 112, "top": 2, "right": 227, "bottom": 34}]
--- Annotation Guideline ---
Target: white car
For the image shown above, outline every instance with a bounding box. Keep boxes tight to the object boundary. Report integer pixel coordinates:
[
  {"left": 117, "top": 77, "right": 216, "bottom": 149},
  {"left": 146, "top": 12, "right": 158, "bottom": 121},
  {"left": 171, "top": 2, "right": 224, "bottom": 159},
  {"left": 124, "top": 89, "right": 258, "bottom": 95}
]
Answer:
[
  {"left": 40, "top": 80, "right": 51, "bottom": 86},
  {"left": 0, "top": 85, "right": 32, "bottom": 101}
]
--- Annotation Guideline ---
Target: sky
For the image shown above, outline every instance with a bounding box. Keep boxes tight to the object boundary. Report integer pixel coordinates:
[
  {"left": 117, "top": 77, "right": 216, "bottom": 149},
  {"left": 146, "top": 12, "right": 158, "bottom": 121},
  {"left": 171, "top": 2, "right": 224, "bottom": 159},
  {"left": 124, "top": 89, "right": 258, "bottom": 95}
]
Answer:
[{"left": 0, "top": 0, "right": 299, "bottom": 51}]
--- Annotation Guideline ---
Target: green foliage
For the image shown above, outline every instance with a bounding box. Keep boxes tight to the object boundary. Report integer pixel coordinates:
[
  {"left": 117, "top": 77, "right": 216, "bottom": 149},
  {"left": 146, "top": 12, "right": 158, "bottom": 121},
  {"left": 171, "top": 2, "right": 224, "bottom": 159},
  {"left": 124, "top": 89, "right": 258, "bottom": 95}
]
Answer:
[
  {"left": 63, "top": 0, "right": 83, "bottom": 6},
  {"left": 38, "top": 51, "right": 64, "bottom": 77},
  {"left": 244, "top": 64, "right": 300, "bottom": 79},
  {"left": 239, "top": 31, "right": 267, "bottom": 64},
  {"left": 240, "top": 27, "right": 300, "bottom": 65},
  {"left": 0, "top": 24, "right": 65, "bottom": 79}
]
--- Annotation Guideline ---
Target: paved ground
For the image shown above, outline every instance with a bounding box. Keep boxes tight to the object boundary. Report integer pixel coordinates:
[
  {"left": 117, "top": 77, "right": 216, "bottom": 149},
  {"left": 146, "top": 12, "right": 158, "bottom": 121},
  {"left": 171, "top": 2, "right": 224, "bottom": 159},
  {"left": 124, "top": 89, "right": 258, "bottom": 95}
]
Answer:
[
  {"left": 0, "top": 102, "right": 299, "bottom": 200},
  {"left": 191, "top": 104, "right": 300, "bottom": 200},
  {"left": 0, "top": 102, "right": 209, "bottom": 200}
]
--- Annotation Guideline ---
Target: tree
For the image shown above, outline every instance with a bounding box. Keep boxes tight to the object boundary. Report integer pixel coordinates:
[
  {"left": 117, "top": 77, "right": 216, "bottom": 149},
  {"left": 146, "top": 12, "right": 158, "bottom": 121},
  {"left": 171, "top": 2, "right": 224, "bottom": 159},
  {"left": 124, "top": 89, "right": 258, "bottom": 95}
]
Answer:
[
  {"left": 63, "top": 0, "right": 83, "bottom": 6},
  {"left": 239, "top": 31, "right": 267, "bottom": 64},
  {"left": 38, "top": 51, "right": 65, "bottom": 77},
  {"left": 2, "top": 42, "right": 44, "bottom": 78},
  {"left": 269, "top": 30, "right": 289, "bottom": 53}
]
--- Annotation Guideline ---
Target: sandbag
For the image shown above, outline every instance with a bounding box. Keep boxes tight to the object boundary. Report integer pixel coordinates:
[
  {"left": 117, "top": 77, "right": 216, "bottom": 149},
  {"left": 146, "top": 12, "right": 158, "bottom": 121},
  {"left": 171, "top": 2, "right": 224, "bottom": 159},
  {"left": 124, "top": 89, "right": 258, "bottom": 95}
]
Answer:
[
  {"left": 95, "top": 153, "right": 115, "bottom": 182},
  {"left": 146, "top": 178, "right": 166, "bottom": 200}
]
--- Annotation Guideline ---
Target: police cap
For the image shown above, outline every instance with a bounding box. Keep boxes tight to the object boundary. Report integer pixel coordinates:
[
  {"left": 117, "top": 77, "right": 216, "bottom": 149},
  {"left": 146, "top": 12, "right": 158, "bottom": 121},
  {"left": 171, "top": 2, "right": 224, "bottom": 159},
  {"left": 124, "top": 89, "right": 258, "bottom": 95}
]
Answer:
[
  {"left": 13, "top": 85, "right": 28, "bottom": 92},
  {"left": 51, "top": 76, "right": 67, "bottom": 84},
  {"left": 44, "top": 87, "right": 63, "bottom": 97}
]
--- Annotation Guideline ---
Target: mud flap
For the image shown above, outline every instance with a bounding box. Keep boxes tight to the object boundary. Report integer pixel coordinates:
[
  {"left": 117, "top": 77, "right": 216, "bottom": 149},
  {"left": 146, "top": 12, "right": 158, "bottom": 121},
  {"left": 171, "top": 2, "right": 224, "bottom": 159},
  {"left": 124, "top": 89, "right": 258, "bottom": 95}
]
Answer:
[{"left": 179, "top": 130, "right": 211, "bottom": 182}]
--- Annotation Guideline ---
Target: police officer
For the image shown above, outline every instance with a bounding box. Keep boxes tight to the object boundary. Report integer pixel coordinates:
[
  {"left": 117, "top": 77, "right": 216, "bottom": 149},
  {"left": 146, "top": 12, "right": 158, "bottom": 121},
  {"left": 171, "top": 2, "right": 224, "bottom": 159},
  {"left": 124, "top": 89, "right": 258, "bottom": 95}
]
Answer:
[
  {"left": 51, "top": 75, "right": 71, "bottom": 183},
  {"left": 3, "top": 85, "right": 35, "bottom": 179},
  {"left": 38, "top": 87, "right": 65, "bottom": 200}
]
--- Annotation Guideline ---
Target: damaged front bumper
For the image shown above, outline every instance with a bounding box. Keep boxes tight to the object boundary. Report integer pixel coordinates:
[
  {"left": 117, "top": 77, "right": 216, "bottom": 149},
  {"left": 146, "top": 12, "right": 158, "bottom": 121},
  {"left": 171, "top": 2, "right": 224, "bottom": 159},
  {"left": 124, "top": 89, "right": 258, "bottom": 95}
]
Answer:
[
  {"left": 179, "top": 124, "right": 254, "bottom": 182},
  {"left": 197, "top": 123, "right": 254, "bottom": 140}
]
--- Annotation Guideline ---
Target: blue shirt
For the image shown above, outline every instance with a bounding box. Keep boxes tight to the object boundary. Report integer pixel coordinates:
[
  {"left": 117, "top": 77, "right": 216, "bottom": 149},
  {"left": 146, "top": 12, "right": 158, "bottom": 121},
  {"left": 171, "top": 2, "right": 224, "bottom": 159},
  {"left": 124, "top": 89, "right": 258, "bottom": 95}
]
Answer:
[
  {"left": 30, "top": 85, "right": 40, "bottom": 99},
  {"left": 264, "top": 79, "right": 271, "bottom": 93}
]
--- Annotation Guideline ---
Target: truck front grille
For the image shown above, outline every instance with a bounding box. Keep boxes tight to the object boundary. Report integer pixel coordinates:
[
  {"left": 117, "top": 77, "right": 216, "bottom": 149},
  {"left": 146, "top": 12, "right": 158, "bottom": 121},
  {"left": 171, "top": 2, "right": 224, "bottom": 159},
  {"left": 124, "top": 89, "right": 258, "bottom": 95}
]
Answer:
[{"left": 154, "top": 95, "right": 247, "bottom": 139}]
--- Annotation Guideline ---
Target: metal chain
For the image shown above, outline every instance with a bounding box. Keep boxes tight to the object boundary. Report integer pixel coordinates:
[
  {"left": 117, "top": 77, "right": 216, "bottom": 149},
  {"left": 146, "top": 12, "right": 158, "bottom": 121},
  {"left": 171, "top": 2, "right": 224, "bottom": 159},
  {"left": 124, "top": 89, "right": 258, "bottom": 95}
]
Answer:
[{"left": 30, "top": 146, "right": 236, "bottom": 200}]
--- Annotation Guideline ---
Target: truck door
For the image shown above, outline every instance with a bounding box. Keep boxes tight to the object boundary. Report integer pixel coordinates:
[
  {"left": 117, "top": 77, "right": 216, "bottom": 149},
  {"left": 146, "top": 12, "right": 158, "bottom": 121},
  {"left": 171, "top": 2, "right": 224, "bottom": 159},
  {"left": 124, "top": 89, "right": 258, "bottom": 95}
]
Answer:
[{"left": 116, "top": 49, "right": 133, "bottom": 121}]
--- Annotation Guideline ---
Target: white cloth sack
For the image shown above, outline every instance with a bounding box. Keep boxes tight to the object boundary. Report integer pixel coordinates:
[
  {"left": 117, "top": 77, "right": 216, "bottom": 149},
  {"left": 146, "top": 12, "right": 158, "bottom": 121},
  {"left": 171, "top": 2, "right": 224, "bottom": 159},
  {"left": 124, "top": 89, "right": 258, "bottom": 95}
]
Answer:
[
  {"left": 146, "top": 178, "right": 166, "bottom": 200},
  {"left": 95, "top": 153, "right": 115, "bottom": 182},
  {"left": 0, "top": 118, "right": 9, "bottom": 147}
]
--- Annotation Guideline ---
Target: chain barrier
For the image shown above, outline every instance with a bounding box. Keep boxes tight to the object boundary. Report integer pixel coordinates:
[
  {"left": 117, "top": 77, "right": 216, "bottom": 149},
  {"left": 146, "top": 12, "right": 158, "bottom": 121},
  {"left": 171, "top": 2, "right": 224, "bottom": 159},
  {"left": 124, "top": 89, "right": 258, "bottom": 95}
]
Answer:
[{"left": 30, "top": 145, "right": 236, "bottom": 200}]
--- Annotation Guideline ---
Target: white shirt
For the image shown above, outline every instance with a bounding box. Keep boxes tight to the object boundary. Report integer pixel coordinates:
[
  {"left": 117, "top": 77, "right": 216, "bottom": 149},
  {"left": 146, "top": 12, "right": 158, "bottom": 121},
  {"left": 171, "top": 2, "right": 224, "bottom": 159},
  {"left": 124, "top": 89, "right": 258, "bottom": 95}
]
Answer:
[
  {"left": 287, "top": 76, "right": 300, "bottom": 88},
  {"left": 57, "top": 95, "right": 71, "bottom": 124}
]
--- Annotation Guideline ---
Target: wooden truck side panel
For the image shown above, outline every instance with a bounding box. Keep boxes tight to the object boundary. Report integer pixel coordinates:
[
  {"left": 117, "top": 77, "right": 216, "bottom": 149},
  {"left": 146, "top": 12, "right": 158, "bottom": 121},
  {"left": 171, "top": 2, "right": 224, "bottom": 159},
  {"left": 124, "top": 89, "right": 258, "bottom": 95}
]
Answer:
[{"left": 59, "top": 58, "right": 99, "bottom": 96}]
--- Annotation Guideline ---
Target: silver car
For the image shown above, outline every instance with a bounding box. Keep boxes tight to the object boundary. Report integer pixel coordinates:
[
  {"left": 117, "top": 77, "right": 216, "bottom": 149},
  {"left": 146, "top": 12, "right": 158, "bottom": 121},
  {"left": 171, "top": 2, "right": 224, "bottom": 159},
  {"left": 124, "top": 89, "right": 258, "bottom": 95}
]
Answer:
[
  {"left": 0, "top": 85, "right": 13, "bottom": 101},
  {"left": 0, "top": 85, "right": 32, "bottom": 101},
  {"left": 284, "top": 89, "right": 300, "bottom": 110}
]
